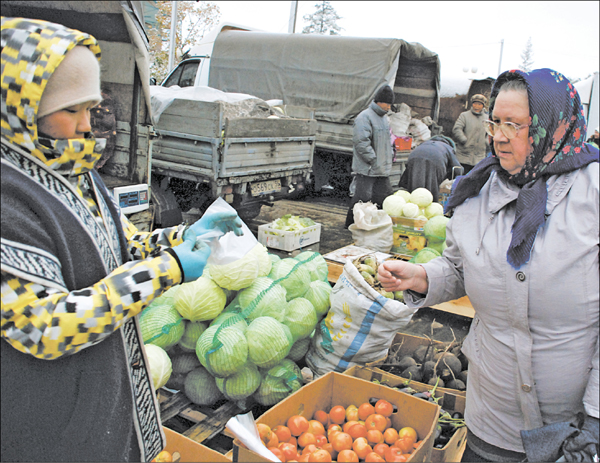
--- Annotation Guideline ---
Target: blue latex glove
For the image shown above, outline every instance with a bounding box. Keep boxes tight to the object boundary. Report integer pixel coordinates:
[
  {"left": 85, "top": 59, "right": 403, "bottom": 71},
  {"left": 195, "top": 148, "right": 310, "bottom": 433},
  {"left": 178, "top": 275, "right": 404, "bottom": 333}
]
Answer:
[
  {"left": 186, "top": 210, "right": 243, "bottom": 239},
  {"left": 171, "top": 229, "right": 211, "bottom": 282}
]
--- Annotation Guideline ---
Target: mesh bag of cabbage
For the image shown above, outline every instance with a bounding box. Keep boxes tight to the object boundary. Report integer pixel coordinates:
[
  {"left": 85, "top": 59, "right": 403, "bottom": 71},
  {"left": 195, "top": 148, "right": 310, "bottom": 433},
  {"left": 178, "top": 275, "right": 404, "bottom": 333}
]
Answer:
[
  {"left": 199, "top": 252, "right": 325, "bottom": 376},
  {"left": 305, "top": 257, "right": 418, "bottom": 377}
]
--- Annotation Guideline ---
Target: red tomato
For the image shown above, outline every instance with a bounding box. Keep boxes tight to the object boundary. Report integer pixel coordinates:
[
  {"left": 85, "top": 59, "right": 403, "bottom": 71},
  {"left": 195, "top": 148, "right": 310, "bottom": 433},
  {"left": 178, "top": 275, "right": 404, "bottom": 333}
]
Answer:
[
  {"left": 365, "top": 451, "right": 386, "bottom": 463},
  {"left": 331, "top": 432, "right": 353, "bottom": 452},
  {"left": 384, "top": 446, "right": 407, "bottom": 462},
  {"left": 288, "top": 415, "right": 310, "bottom": 436},
  {"left": 308, "top": 449, "right": 332, "bottom": 462},
  {"left": 374, "top": 399, "right": 394, "bottom": 417},
  {"left": 337, "top": 449, "right": 360, "bottom": 462}
]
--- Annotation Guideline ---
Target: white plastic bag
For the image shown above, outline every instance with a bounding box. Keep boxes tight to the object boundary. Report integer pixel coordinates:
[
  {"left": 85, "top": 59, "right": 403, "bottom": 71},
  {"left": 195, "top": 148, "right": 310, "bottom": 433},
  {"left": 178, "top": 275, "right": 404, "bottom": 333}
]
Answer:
[
  {"left": 305, "top": 259, "right": 417, "bottom": 377},
  {"left": 197, "top": 197, "right": 258, "bottom": 265},
  {"left": 348, "top": 202, "right": 393, "bottom": 252}
]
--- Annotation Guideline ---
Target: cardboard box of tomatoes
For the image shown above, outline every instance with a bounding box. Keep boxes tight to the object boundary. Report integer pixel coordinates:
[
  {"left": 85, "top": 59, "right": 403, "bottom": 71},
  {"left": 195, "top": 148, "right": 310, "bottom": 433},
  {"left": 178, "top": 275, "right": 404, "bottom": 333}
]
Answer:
[
  {"left": 232, "top": 371, "right": 440, "bottom": 462},
  {"left": 342, "top": 366, "right": 467, "bottom": 463},
  {"left": 161, "top": 427, "right": 232, "bottom": 462}
]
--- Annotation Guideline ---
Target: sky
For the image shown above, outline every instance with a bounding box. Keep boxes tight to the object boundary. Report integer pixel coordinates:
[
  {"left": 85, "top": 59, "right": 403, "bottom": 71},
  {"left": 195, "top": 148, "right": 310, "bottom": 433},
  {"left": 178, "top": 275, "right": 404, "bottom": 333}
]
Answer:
[{"left": 209, "top": 1, "right": 599, "bottom": 92}]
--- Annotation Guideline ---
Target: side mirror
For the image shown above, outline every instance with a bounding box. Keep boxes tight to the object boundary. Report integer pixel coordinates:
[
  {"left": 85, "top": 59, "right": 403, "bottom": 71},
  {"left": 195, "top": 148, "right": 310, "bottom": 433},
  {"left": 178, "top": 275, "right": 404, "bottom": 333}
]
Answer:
[{"left": 150, "top": 77, "right": 157, "bottom": 86}]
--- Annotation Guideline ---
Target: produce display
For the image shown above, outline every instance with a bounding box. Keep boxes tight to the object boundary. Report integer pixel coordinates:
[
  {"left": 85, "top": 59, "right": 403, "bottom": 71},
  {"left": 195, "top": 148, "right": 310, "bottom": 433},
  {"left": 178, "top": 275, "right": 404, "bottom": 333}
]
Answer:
[
  {"left": 141, "top": 244, "right": 333, "bottom": 410},
  {"left": 383, "top": 187, "right": 449, "bottom": 257},
  {"left": 271, "top": 214, "right": 317, "bottom": 231},
  {"left": 256, "top": 399, "right": 424, "bottom": 462},
  {"left": 352, "top": 250, "right": 442, "bottom": 303},
  {"left": 380, "top": 340, "right": 468, "bottom": 392},
  {"left": 351, "top": 254, "right": 398, "bottom": 301},
  {"left": 368, "top": 378, "right": 466, "bottom": 452},
  {"left": 382, "top": 188, "right": 442, "bottom": 220}
]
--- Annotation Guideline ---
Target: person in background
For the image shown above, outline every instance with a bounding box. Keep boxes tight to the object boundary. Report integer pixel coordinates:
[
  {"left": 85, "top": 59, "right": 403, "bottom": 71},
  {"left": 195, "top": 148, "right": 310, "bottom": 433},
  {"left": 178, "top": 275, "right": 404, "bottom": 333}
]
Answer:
[
  {"left": 1, "top": 17, "right": 242, "bottom": 462},
  {"left": 452, "top": 94, "right": 490, "bottom": 174},
  {"left": 345, "top": 84, "right": 395, "bottom": 228},
  {"left": 378, "top": 68, "right": 599, "bottom": 462},
  {"left": 587, "top": 126, "right": 599, "bottom": 148},
  {"left": 398, "top": 135, "right": 462, "bottom": 202}
]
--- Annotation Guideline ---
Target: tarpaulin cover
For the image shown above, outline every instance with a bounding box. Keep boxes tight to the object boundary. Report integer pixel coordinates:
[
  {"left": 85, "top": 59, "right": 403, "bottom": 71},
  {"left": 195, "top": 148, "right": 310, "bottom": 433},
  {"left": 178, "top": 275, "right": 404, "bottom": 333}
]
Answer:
[{"left": 208, "top": 31, "right": 440, "bottom": 124}]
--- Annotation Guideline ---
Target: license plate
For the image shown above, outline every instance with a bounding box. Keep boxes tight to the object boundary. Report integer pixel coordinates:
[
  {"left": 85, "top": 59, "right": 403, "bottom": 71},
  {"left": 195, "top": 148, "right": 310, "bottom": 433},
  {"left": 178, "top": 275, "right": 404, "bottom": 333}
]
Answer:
[{"left": 250, "top": 179, "right": 281, "bottom": 196}]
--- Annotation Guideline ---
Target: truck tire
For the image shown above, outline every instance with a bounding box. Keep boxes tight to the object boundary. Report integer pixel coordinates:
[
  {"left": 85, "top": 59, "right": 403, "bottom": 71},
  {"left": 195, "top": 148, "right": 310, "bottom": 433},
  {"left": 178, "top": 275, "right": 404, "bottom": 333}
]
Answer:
[
  {"left": 237, "top": 205, "right": 262, "bottom": 221},
  {"left": 151, "top": 178, "right": 183, "bottom": 227}
]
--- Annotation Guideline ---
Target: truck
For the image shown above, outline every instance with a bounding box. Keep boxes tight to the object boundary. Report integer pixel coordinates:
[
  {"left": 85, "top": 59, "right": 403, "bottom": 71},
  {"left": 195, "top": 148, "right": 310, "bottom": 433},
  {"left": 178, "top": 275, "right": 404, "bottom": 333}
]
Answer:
[
  {"left": 149, "top": 90, "right": 317, "bottom": 224},
  {"left": 4, "top": 0, "right": 156, "bottom": 230},
  {"left": 163, "top": 26, "right": 441, "bottom": 195}
]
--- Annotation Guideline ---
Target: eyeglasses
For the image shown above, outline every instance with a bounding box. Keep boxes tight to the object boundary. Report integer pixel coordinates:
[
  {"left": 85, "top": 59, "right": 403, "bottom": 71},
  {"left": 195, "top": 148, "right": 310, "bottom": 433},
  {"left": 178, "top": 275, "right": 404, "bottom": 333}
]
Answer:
[{"left": 483, "top": 120, "right": 531, "bottom": 139}]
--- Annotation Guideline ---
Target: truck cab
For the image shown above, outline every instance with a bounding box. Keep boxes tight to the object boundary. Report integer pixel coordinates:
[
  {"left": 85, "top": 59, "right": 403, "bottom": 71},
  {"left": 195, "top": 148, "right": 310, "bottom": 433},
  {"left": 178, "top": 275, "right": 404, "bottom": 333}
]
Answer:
[{"left": 161, "top": 22, "right": 259, "bottom": 89}]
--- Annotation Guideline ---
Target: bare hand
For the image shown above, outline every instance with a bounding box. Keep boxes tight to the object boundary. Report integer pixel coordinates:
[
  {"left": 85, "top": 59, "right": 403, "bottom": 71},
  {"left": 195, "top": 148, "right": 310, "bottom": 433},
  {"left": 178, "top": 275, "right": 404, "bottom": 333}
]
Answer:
[{"left": 377, "top": 260, "right": 429, "bottom": 294}]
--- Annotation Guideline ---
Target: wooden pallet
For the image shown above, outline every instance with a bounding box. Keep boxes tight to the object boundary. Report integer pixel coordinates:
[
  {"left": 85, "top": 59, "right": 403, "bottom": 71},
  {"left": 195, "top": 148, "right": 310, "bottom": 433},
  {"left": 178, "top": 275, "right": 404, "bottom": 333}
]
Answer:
[{"left": 158, "top": 389, "right": 274, "bottom": 454}]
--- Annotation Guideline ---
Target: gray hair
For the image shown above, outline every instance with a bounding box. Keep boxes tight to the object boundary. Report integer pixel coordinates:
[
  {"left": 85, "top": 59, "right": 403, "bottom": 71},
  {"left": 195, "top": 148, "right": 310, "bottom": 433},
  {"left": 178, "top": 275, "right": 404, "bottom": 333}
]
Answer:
[{"left": 499, "top": 78, "right": 528, "bottom": 94}]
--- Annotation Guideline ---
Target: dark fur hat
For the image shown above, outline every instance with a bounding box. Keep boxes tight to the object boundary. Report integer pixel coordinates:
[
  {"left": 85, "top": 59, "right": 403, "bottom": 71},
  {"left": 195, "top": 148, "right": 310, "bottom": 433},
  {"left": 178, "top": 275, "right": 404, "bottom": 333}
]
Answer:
[{"left": 374, "top": 85, "right": 395, "bottom": 104}]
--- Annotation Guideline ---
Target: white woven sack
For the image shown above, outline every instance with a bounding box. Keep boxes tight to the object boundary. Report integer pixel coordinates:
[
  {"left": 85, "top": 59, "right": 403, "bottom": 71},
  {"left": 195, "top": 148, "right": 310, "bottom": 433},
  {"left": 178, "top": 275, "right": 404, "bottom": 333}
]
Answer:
[
  {"left": 305, "top": 260, "right": 418, "bottom": 377},
  {"left": 348, "top": 202, "right": 393, "bottom": 252}
]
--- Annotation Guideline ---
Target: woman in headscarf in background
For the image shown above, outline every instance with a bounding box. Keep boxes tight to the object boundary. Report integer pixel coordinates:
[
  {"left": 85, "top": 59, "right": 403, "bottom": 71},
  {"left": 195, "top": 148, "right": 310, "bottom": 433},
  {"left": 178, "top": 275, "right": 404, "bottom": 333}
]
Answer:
[
  {"left": 1, "top": 17, "right": 241, "bottom": 462},
  {"left": 379, "top": 68, "right": 599, "bottom": 462}
]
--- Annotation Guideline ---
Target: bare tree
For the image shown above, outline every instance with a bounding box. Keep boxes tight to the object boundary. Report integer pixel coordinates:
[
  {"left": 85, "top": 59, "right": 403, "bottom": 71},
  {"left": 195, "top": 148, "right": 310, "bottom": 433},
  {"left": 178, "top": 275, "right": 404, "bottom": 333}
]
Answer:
[
  {"left": 519, "top": 37, "right": 534, "bottom": 72},
  {"left": 302, "top": 1, "right": 343, "bottom": 35},
  {"left": 147, "top": 1, "right": 221, "bottom": 83}
]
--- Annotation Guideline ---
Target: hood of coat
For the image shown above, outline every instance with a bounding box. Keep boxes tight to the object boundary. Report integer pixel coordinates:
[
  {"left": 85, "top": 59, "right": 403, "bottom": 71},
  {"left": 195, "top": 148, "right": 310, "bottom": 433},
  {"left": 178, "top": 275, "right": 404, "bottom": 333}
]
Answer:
[{"left": 1, "top": 17, "right": 105, "bottom": 176}]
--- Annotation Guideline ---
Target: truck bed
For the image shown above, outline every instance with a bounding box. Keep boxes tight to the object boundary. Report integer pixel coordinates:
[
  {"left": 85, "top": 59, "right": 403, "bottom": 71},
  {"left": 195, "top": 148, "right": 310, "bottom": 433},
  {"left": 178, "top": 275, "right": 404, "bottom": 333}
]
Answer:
[{"left": 152, "top": 99, "right": 316, "bottom": 182}]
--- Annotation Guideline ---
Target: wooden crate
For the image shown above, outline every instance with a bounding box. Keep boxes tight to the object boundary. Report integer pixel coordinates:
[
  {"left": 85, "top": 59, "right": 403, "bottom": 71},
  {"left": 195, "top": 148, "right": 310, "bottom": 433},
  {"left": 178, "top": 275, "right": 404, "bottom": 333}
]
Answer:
[{"left": 157, "top": 389, "right": 274, "bottom": 455}]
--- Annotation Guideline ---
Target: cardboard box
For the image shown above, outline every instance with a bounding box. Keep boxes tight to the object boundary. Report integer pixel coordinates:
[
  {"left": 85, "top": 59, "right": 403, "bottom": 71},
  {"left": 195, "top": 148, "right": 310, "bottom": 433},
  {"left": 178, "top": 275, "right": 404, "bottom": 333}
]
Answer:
[
  {"left": 374, "top": 333, "right": 467, "bottom": 398},
  {"left": 258, "top": 222, "right": 321, "bottom": 252},
  {"left": 343, "top": 366, "right": 467, "bottom": 463},
  {"left": 391, "top": 216, "right": 428, "bottom": 256},
  {"left": 162, "top": 426, "right": 232, "bottom": 462},
  {"left": 395, "top": 136, "right": 413, "bottom": 151},
  {"left": 233, "top": 371, "right": 440, "bottom": 462}
]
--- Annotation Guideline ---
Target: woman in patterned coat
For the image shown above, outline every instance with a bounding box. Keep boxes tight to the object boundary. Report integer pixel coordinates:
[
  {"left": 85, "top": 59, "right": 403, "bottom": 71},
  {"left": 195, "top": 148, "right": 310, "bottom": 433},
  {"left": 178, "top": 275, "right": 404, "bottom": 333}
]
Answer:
[{"left": 1, "top": 17, "right": 240, "bottom": 461}]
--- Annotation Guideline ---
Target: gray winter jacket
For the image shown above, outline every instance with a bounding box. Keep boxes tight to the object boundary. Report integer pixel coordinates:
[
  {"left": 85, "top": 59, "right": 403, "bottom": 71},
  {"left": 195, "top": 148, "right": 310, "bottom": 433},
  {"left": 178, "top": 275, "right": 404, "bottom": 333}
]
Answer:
[
  {"left": 352, "top": 101, "right": 393, "bottom": 177},
  {"left": 452, "top": 108, "right": 489, "bottom": 166},
  {"left": 405, "top": 164, "right": 599, "bottom": 452}
]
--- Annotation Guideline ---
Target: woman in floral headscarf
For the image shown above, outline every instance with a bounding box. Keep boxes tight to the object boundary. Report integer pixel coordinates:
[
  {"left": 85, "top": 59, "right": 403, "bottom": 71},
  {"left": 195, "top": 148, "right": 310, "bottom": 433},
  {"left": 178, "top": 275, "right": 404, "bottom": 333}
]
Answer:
[{"left": 378, "top": 68, "right": 599, "bottom": 462}]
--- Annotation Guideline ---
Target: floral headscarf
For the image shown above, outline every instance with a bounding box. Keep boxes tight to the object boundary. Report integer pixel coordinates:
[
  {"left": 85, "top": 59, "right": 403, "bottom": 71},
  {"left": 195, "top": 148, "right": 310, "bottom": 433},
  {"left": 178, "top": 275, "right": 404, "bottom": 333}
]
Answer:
[
  {"left": 445, "top": 68, "right": 599, "bottom": 268},
  {"left": 1, "top": 17, "right": 105, "bottom": 176}
]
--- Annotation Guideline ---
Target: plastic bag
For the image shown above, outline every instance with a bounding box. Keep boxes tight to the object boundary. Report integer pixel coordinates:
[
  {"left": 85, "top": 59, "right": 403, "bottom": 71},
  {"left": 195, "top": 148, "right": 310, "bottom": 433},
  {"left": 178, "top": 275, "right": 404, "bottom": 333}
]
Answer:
[
  {"left": 348, "top": 202, "right": 393, "bottom": 252},
  {"left": 305, "top": 259, "right": 417, "bottom": 377},
  {"left": 198, "top": 197, "right": 258, "bottom": 265}
]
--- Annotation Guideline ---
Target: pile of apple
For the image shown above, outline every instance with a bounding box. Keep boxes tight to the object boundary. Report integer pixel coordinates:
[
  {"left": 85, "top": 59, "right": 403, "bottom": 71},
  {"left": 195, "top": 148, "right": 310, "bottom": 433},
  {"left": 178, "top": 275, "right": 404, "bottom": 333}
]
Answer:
[{"left": 256, "top": 399, "right": 423, "bottom": 462}]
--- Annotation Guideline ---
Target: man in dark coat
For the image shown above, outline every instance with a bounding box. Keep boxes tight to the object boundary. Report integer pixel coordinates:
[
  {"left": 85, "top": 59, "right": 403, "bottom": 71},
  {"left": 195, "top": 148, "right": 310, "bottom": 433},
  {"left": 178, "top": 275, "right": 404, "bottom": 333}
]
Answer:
[{"left": 398, "top": 135, "right": 462, "bottom": 202}]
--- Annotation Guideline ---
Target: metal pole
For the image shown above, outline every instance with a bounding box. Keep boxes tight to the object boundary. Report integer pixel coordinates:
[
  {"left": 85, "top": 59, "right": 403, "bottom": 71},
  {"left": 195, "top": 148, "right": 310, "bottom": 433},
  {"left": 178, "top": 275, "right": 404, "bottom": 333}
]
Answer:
[
  {"left": 288, "top": 1, "right": 298, "bottom": 33},
  {"left": 497, "top": 39, "right": 504, "bottom": 76},
  {"left": 168, "top": 1, "right": 178, "bottom": 71}
]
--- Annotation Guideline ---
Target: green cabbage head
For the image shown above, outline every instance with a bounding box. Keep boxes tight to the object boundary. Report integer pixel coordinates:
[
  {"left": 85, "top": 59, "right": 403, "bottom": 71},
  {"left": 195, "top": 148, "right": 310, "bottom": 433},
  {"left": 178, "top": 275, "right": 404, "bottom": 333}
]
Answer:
[
  {"left": 215, "top": 363, "right": 262, "bottom": 401},
  {"left": 246, "top": 317, "right": 293, "bottom": 369},
  {"left": 283, "top": 298, "right": 318, "bottom": 342},
  {"left": 209, "top": 243, "right": 272, "bottom": 290},
  {"left": 238, "top": 277, "right": 288, "bottom": 322},
  {"left": 144, "top": 344, "right": 172, "bottom": 390},
  {"left": 254, "top": 359, "right": 303, "bottom": 406},
  {"left": 294, "top": 251, "right": 329, "bottom": 282},
  {"left": 195, "top": 324, "right": 248, "bottom": 377},
  {"left": 140, "top": 304, "right": 185, "bottom": 350},
  {"left": 269, "top": 258, "right": 311, "bottom": 301},
  {"left": 303, "top": 280, "right": 332, "bottom": 319},
  {"left": 174, "top": 276, "right": 226, "bottom": 322}
]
